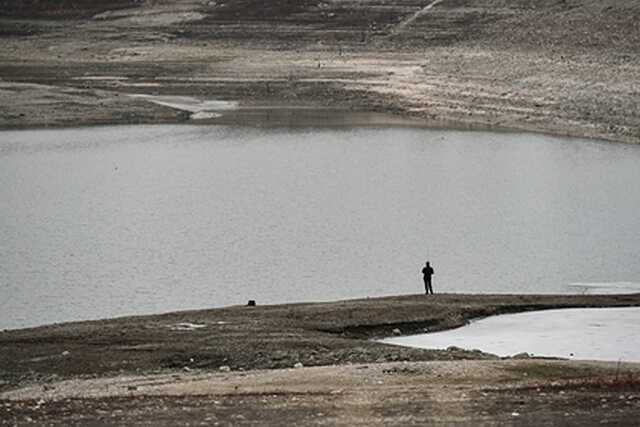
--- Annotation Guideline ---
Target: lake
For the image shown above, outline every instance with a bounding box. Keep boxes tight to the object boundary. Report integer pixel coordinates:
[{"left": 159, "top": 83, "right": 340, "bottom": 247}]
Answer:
[{"left": 1, "top": 125, "right": 640, "bottom": 329}]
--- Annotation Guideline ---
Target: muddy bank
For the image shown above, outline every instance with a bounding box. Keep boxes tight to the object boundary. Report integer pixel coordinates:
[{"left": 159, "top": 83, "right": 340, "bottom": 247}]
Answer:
[
  {"left": 1, "top": 0, "right": 640, "bottom": 142},
  {"left": 2, "top": 293, "right": 640, "bottom": 390},
  {"left": 2, "top": 294, "right": 640, "bottom": 425}
]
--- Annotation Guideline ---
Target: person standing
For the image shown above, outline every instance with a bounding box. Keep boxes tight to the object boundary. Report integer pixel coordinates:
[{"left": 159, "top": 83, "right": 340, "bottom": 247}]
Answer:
[{"left": 422, "top": 261, "right": 434, "bottom": 295}]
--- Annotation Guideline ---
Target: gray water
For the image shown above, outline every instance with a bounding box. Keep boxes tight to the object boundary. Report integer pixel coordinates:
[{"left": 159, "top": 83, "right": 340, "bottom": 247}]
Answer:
[
  {"left": 381, "top": 307, "right": 640, "bottom": 362},
  {"left": 1, "top": 126, "right": 640, "bottom": 329}
]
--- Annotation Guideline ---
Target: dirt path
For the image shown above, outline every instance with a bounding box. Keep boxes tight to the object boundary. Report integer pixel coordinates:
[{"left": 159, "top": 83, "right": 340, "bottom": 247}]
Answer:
[{"left": 392, "top": 0, "right": 446, "bottom": 35}]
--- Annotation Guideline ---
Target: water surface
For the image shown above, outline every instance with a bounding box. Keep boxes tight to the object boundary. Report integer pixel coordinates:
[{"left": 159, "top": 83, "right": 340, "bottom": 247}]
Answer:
[
  {"left": 381, "top": 307, "right": 640, "bottom": 362},
  {"left": 1, "top": 126, "right": 640, "bottom": 329}
]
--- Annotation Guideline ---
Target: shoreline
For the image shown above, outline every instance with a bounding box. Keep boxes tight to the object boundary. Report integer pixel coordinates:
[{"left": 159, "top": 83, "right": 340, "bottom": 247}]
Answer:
[
  {"left": 2, "top": 0, "right": 640, "bottom": 422},
  {"left": 5, "top": 292, "right": 640, "bottom": 335},
  {"left": 3, "top": 293, "right": 640, "bottom": 384},
  {"left": 2, "top": 2, "right": 639, "bottom": 145},
  {"left": 3, "top": 293, "right": 640, "bottom": 424},
  {"left": 2, "top": 107, "right": 634, "bottom": 149}
]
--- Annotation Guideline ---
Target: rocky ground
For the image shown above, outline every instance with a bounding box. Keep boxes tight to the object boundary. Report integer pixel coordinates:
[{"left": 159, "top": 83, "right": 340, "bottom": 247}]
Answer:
[
  {"left": 1, "top": 0, "right": 639, "bottom": 142},
  {"left": 2, "top": 0, "right": 640, "bottom": 424},
  {"left": 2, "top": 294, "right": 640, "bottom": 424},
  {"left": 2, "top": 359, "right": 640, "bottom": 426}
]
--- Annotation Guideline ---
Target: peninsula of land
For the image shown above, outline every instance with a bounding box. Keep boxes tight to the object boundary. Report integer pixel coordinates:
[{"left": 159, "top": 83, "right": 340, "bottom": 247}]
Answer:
[{"left": 2, "top": 294, "right": 640, "bottom": 425}]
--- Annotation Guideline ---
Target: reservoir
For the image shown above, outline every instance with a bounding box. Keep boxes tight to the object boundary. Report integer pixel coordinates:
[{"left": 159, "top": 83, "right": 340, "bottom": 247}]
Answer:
[{"left": 1, "top": 126, "right": 640, "bottom": 329}]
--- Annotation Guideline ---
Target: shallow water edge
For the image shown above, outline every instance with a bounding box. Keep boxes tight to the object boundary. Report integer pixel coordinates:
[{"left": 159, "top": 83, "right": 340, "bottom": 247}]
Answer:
[
  {"left": 1, "top": 293, "right": 640, "bottom": 393},
  {"left": 2, "top": 107, "right": 637, "bottom": 146},
  {"left": 381, "top": 307, "right": 640, "bottom": 362}
]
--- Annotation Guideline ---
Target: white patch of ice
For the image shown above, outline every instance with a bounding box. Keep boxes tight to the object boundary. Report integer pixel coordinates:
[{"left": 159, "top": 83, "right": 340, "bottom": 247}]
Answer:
[{"left": 381, "top": 307, "right": 640, "bottom": 362}]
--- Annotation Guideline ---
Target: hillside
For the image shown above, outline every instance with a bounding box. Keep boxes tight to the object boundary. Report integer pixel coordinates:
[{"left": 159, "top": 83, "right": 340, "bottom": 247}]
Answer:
[{"left": 0, "top": 0, "right": 639, "bottom": 138}]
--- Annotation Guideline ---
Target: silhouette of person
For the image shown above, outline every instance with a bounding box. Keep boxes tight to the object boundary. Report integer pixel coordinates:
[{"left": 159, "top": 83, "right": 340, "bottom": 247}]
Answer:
[{"left": 422, "top": 261, "right": 434, "bottom": 295}]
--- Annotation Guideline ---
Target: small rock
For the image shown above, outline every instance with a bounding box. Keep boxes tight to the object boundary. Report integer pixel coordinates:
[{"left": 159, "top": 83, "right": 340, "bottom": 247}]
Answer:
[
  {"left": 293, "top": 362, "right": 304, "bottom": 369},
  {"left": 219, "top": 365, "right": 231, "bottom": 372},
  {"left": 392, "top": 328, "right": 402, "bottom": 335},
  {"left": 127, "top": 386, "right": 137, "bottom": 391},
  {"left": 247, "top": 300, "right": 256, "bottom": 307},
  {"left": 61, "top": 351, "right": 70, "bottom": 356},
  {"left": 511, "top": 412, "right": 520, "bottom": 417}
]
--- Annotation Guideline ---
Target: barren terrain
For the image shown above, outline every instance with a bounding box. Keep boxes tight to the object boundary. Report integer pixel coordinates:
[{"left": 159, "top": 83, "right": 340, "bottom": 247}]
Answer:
[
  {"left": 1, "top": 0, "right": 639, "bottom": 141},
  {"left": 2, "top": 294, "right": 640, "bottom": 424},
  {"left": 2, "top": 1, "right": 640, "bottom": 424}
]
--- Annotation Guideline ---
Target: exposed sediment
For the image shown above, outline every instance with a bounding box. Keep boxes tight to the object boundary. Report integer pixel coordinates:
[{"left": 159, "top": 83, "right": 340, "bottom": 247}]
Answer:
[
  {"left": 1, "top": 0, "right": 639, "bottom": 142},
  {"left": 2, "top": 293, "right": 640, "bottom": 425},
  {"left": 3, "top": 293, "right": 640, "bottom": 388},
  {"left": 2, "top": 1, "right": 640, "bottom": 424}
]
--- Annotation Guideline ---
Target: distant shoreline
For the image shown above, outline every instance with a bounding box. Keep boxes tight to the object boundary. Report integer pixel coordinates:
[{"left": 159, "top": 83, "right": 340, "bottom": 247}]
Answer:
[
  {"left": 2, "top": 1, "right": 639, "bottom": 144},
  {"left": 2, "top": 109, "right": 632, "bottom": 147}
]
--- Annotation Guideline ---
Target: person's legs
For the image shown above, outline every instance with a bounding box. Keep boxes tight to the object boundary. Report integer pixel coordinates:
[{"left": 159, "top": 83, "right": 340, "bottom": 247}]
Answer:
[
  {"left": 424, "top": 279, "right": 429, "bottom": 295},
  {"left": 427, "top": 278, "right": 433, "bottom": 294}
]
